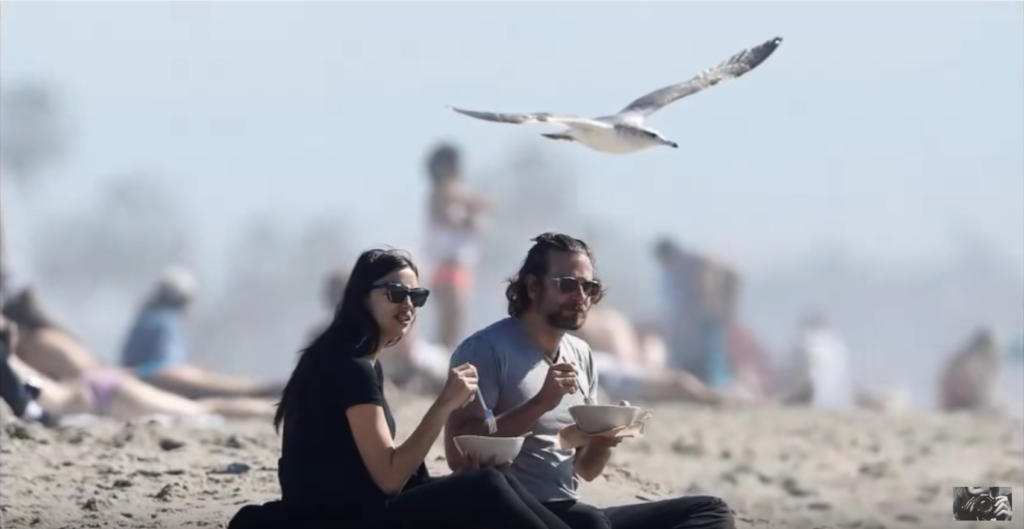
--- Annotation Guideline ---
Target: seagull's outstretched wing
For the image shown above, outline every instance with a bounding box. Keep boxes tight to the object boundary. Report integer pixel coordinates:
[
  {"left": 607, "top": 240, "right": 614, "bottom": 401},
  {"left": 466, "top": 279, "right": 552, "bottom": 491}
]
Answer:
[
  {"left": 446, "top": 106, "right": 599, "bottom": 128},
  {"left": 616, "top": 36, "right": 783, "bottom": 120}
]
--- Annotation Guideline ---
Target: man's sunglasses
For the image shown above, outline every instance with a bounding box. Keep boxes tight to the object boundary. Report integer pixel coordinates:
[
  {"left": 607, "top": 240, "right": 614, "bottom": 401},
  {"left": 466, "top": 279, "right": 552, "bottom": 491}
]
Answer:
[
  {"left": 372, "top": 283, "right": 430, "bottom": 308},
  {"left": 548, "top": 277, "right": 603, "bottom": 297}
]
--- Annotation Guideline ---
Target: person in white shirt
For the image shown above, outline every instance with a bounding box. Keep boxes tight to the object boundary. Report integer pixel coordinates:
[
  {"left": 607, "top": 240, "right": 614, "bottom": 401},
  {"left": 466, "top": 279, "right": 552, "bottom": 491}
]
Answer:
[{"left": 781, "top": 313, "right": 854, "bottom": 410}]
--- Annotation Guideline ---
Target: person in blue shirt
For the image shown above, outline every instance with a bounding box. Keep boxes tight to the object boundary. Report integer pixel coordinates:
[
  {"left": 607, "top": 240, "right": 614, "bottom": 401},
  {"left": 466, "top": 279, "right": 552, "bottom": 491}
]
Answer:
[{"left": 120, "top": 266, "right": 284, "bottom": 399}]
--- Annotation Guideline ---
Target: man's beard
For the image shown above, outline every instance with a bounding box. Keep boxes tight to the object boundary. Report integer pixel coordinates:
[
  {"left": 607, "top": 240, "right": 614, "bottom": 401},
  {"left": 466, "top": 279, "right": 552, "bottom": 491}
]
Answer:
[{"left": 545, "top": 308, "right": 587, "bottom": 331}]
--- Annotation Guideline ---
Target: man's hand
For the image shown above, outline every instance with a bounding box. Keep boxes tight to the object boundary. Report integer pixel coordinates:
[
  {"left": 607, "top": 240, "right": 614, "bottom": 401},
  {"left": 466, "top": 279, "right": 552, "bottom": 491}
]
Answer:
[
  {"left": 586, "top": 433, "right": 624, "bottom": 449},
  {"left": 531, "top": 362, "right": 579, "bottom": 412}
]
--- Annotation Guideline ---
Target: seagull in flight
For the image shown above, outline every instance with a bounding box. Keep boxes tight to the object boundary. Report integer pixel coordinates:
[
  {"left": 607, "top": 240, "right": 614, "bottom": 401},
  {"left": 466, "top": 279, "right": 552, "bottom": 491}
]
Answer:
[{"left": 447, "top": 36, "right": 783, "bottom": 155}]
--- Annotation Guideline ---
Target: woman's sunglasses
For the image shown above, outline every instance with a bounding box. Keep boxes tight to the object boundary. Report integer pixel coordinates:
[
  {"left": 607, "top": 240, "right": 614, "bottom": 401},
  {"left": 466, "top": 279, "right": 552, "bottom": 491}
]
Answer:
[
  {"left": 372, "top": 283, "right": 430, "bottom": 308},
  {"left": 548, "top": 277, "right": 603, "bottom": 297}
]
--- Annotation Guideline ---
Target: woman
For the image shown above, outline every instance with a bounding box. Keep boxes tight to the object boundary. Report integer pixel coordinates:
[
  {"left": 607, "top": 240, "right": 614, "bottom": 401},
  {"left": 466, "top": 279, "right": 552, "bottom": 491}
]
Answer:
[
  {"left": 1, "top": 313, "right": 59, "bottom": 426},
  {"left": 939, "top": 328, "right": 1003, "bottom": 413},
  {"left": 2, "top": 288, "right": 275, "bottom": 421},
  {"left": 952, "top": 487, "right": 1011, "bottom": 521},
  {"left": 119, "top": 266, "right": 285, "bottom": 399},
  {"left": 424, "top": 143, "right": 491, "bottom": 349},
  {"left": 230, "top": 249, "right": 574, "bottom": 529}
]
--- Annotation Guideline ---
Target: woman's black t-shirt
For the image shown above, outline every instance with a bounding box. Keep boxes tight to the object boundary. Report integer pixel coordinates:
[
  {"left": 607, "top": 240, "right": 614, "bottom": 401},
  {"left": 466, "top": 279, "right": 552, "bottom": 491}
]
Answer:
[{"left": 278, "top": 354, "right": 430, "bottom": 522}]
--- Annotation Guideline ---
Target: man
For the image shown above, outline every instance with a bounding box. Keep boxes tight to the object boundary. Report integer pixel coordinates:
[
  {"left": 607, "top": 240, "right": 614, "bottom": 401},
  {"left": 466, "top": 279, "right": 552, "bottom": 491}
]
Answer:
[{"left": 445, "top": 233, "right": 734, "bottom": 529}]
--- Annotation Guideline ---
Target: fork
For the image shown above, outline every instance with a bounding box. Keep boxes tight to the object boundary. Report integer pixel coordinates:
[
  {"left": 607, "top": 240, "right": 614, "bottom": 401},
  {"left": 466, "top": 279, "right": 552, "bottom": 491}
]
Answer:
[{"left": 476, "top": 387, "right": 497, "bottom": 434}]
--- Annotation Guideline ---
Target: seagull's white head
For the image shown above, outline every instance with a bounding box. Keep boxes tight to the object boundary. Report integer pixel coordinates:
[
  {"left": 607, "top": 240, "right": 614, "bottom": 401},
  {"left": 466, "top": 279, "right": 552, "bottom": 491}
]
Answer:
[{"left": 634, "top": 128, "right": 678, "bottom": 149}]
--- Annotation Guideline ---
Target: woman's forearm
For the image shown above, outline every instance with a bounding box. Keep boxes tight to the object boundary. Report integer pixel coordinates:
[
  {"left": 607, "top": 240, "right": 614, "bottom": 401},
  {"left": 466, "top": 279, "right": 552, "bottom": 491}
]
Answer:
[{"left": 386, "top": 401, "right": 449, "bottom": 492}]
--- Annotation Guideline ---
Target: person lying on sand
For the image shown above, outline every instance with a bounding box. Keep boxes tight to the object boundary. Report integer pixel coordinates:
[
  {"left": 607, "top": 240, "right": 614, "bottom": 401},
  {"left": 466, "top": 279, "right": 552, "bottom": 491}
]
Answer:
[
  {"left": 573, "top": 305, "right": 737, "bottom": 406},
  {"left": 5, "top": 344, "right": 273, "bottom": 421},
  {"left": 939, "top": 327, "right": 1005, "bottom": 414},
  {"left": 2, "top": 288, "right": 275, "bottom": 421},
  {"left": 229, "top": 249, "right": 577, "bottom": 529},
  {"left": 0, "top": 313, "right": 59, "bottom": 426},
  {"left": 119, "top": 266, "right": 285, "bottom": 399},
  {"left": 445, "top": 233, "right": 735, "bottom": 529}
]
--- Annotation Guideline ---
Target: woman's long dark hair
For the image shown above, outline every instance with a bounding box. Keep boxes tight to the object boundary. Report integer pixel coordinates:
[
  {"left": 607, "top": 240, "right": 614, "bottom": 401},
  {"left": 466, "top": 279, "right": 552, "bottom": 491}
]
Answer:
[
  {"left": 2, "top": 289, "right": 64, "bottom": 333},
  {"left": 273, "top": 248, "right": 419, "bottom": 433}
]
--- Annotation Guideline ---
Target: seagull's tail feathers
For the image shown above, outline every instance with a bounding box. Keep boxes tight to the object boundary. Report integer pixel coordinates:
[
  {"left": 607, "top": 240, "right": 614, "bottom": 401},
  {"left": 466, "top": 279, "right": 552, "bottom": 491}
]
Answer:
[{"left": 541, "top": 132, "right": 576, "bottom": 143}]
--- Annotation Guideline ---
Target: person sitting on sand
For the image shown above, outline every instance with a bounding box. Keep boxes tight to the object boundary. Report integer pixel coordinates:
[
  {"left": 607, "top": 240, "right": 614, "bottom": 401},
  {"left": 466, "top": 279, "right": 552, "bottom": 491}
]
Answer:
[
  {"left": 229, "top": 248, "right": 577, "bottom": 529},
  {"left": 445, "top": 233, "right": 735, "bottom": 529},
  {"left": 573, "top": 305, "right": 734, "bottom": 406},
  {"left": 119, "top": 266, "right": 284, "bottom": 399},
  {"left": 939, "top": 328, "right": 1005, "bottom": 414},
  {"left": 777, "top": 313, "right": 855, "bottom": 410},
  {"left": 303, "top": 268, "right": 349, "bottom": 346},
  {"left": 2, "top": 289, "right": 275, "bottom": 421}
]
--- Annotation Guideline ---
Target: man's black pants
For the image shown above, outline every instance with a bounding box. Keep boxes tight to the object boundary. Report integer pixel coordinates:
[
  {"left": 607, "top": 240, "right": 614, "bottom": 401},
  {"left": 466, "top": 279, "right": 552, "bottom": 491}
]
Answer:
[{"left": 544, "top": 494, "right": 735, "bottom": 529}]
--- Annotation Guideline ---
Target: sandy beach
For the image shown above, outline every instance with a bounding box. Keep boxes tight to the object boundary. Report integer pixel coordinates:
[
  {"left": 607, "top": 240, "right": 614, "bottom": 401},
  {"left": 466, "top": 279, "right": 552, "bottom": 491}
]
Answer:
[{"left": 2, "top": 385, "right": 1022, "bottom": 529}]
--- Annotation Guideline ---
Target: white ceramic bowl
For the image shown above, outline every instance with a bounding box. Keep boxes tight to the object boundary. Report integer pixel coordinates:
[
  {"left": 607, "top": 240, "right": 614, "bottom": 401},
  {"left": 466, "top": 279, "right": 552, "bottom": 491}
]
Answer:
[
  {"left": 453, "top": 435, "right": 525, "bottom": 466},
  {"left": 568, "top": 404, "right": 643, "bottom": 434}
]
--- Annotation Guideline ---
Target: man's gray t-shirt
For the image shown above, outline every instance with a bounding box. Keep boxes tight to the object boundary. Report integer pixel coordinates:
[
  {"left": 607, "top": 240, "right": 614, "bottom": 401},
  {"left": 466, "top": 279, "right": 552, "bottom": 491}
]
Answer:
[{"left": 450, "top": 317, "right": 598, "bottom": 503}]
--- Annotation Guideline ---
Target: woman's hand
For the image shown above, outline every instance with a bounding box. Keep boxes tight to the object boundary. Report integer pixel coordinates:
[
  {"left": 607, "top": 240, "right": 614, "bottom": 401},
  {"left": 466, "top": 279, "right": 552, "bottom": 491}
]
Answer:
[
  {"left": 461, "top": 452, "right": 511, "bottom": 472},
  {"left": 438, "top": 363, "right": 479, "bottom": 413},
  {"left": 994, "top": 495, "right": 1011, "bottom": 521}
]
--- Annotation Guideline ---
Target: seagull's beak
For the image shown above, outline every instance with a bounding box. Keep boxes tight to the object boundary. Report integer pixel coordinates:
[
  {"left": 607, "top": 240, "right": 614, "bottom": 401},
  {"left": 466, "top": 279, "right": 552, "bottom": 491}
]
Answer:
[{"left": 668, "top": 141, "right": 679, "bottom": 149}]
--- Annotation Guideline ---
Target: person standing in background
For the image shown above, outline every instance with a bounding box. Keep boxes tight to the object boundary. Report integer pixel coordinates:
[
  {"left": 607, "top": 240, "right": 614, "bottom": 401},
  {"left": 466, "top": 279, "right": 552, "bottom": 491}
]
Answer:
[
  {"left": 781, "top": 313, "right": 854, "bottom": 410},
  {"left": 654, "top": 238, "right": 743, "bottom": 390},
  {"left": 424, "top": 143, "right": 491, "bottom": 350},
  {"left": 653, "top": 238, "right": 705, "bottom": 377}
]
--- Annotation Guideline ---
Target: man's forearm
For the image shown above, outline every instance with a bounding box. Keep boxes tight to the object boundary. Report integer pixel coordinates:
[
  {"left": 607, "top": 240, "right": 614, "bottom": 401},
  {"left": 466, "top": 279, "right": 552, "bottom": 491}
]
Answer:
[{"left": 574, "top": 443, "right": 612, "bottom": 482}]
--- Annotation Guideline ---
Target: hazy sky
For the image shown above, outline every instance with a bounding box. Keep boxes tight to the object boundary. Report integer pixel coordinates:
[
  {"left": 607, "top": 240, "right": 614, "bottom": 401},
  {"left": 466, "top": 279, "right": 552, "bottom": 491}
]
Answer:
[{"left": 2, "top": 2, "right": 1022, "bottom": 278}]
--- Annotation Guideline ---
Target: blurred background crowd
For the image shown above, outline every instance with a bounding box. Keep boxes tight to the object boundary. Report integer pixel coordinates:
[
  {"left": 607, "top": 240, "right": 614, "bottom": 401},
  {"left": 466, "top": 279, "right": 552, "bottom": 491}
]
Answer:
[{"left": 1, "top": 2, "right": 1022, "bottom": 425}]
